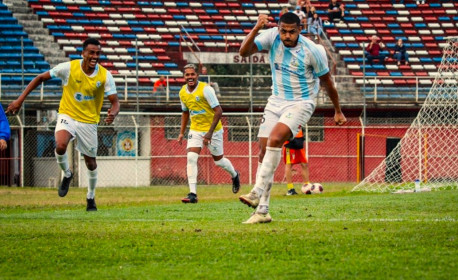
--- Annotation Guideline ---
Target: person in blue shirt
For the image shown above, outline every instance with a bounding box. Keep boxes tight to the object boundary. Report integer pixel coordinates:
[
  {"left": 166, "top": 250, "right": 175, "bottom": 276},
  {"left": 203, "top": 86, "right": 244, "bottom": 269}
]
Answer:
[{"left": 0, "top": 105, "right": 11, "bottom": 151}]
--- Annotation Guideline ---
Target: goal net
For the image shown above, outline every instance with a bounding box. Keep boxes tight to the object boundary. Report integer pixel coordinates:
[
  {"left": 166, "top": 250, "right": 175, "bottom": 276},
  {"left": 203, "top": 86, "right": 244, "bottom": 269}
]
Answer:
[{"left": 353, "top": 36, "right": 458, "bottom": 192}]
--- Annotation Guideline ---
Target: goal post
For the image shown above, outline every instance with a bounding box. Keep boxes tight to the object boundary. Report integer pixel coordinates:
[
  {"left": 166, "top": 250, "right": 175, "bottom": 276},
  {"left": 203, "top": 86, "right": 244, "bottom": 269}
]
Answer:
[{"left": 353, "top": 36, "right": 458, "bottom": 192}]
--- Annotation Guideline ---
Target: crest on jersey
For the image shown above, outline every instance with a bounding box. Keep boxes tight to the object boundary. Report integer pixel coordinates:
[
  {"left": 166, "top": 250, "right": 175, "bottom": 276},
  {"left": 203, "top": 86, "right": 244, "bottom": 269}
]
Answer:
[
  {"left": 96, "top": 81, "right": 102, "bottom": 88},
  {"left": 195, "top": 96, "right": 200, "bottom": 102},
  {"left": 74, "top": 92, "right": 83, "bottom": 102}
]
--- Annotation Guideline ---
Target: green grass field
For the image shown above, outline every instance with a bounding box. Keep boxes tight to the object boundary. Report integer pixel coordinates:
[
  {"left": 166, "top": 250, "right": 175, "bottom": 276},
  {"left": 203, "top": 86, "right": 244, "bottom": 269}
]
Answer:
[{"left": 0, "top": 184, "right": 456, "bottom": 280}]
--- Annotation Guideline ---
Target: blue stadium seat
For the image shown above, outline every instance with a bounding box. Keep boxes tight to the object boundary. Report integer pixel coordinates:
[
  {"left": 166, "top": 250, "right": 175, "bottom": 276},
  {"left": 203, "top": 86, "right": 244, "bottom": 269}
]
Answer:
[
  {"left": 164, "top": 63, "right": 178, "bottom": 68},
  {"left": 156, "top": 70, "right": 170, "bottom": 75},
  {"left": 432, "top": 57, "right": 442, "bottom": 63},
  {"left": 414, "top": 23, "right": 426, "bottom": 28}
]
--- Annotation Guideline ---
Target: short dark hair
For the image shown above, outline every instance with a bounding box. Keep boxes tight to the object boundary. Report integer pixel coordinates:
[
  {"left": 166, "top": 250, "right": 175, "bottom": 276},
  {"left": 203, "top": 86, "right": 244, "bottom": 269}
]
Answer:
[
  {"left": 279, "top": 12, "right": 301, "bottom": 26},
  {"left": 83, "top": 38, "right": 101, "bottom": 50}
]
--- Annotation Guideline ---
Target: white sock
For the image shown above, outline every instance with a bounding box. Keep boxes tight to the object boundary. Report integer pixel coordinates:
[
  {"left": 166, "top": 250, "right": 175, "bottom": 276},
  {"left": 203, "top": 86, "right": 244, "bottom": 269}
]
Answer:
[
  {"left": 187, "top": 152, "right": 199, "bottom": 194},
  {"left": 253, "top": 147, "right": 282, "bottom": 197},
  {"left": 214, "top": 157, "right": 237, "bottom": 178},
  {"left": 256, "top": 186, "right": 271, "bottom": 214},
  {"left": 55, "top": 150, "right": 71, "bottom": 177},
  {"left": 87, "top": 169, "right": 97, "bottom": 199},
  {"left": 250, "top": 161, "right": 263, "bottom": 194}
]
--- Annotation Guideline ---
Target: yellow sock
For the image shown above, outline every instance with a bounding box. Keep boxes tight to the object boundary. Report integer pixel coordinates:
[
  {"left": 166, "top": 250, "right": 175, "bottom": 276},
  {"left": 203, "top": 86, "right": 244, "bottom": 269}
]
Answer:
[{"left": 287, "top": 183, "right": 294, "bottom": 190}]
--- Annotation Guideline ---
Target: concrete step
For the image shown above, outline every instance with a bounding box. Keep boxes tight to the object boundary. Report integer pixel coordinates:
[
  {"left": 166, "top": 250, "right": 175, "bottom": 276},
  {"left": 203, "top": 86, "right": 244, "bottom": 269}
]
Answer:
[
  {"left": 20, "top": 20, "right": 43, "bottom": 28},
  {"left": 14, "top": 13, "right": 38, "bottom": 21}
]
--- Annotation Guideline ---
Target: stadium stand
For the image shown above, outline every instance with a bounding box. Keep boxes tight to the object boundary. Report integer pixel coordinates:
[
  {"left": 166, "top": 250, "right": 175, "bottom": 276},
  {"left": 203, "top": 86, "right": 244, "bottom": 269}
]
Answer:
[
  {"left": 1, "top": 0, "right": 455, "bottom": 100},
  {"left": 325, "top": 0, "right": 457, "bottom": 99},
  {"left": 0, "top": 1, "right": 51, "bottom": 85}
]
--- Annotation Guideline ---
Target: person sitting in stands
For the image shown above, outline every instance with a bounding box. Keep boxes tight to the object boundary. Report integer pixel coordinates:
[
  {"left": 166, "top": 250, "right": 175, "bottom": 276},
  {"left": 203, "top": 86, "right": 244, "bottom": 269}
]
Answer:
[
  {"left": 308, "top": 13, "right": 323, "bottom": 41},
  {"left": 393, "top": 38, "right": 409, "bottom": 66},
  {"left": 327, "top": 0, "right": 345, "bottom": 23},
  {"left": 365, "top": 35, "right": 386, "bottom": 66}
]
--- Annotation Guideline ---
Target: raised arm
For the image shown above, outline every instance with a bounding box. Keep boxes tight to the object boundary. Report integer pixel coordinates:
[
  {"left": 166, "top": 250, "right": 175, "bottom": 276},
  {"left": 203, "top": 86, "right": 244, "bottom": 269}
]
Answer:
[
  {"left": 239, "top": 14, "right": 268, "bottom": 57},
  {"left": 319, "top": 72, "right": 347, "bottom": 126},
  {"left": 6, "top": 71, "right": 52, "bottom": 114}
]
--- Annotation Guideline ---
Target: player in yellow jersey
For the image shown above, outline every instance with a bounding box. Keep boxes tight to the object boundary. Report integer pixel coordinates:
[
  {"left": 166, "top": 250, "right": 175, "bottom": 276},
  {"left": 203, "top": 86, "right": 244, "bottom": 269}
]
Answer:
[
  {"left": 7, "top": 38, "right": 120, "bottom": 211},
  {"left": 177, "top": 64, "right": 240, "bottom": 203}
]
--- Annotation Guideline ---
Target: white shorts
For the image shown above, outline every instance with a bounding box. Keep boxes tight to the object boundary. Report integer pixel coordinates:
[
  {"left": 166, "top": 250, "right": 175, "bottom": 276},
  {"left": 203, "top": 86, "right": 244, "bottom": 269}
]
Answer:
[
  {"left": 258, "top": 96, "right": 315, "bottom": 139},
  {"left": 187, "top": 129, "right": 224, "bottom": 156},
  {"left": 55, "top": 114, "right": 98, "bottom": 158}
]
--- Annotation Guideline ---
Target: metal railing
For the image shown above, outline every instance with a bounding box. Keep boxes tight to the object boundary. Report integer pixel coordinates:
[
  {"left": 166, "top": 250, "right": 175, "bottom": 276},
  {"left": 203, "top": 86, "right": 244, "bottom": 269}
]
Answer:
[{"left": 0, "top": 72, "right": 434, "bottom": 105}]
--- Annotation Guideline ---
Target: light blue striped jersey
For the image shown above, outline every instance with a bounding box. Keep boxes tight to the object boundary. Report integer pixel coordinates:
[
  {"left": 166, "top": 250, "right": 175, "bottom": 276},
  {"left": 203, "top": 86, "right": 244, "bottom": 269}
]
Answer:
[{"left": 254, "top": 27, "right": 329, "bottom": 101}]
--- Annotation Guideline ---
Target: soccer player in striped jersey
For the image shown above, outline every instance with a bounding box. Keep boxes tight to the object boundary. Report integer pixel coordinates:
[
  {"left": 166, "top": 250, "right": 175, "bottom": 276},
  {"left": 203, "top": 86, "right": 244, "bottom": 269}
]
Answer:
[
  {"left": 238, "top": 13, "right": 346, "bottom": 224},
  {"left": 177, "top": 64, "right": 240, "bottom": 203},
  {"left": 7, "top": 38, "right": 120, "bottom": 211}
]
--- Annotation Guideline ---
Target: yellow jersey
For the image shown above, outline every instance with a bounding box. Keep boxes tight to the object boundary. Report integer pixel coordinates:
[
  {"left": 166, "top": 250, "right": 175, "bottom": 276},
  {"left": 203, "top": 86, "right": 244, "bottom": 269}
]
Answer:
[
  {"left": 58, "top": 60, "right": 108, "bottom": 124},
  {"left": 179, "top": 81, "right": 222, "bottom": 132}
]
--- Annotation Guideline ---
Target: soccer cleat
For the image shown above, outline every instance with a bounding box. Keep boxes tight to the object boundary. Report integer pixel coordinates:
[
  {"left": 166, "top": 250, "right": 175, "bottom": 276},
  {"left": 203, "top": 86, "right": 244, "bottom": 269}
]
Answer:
[
  {"left": 232, "top": 171, "right": 241, "bottom": 193},
  {"left": 239, "top": 191, "right": 260, "bottom": 208},
  {"left": 58, "top": 171, "right": 73, "bottom": 197},
  {"left": 242, "top": 212, "right": 272, "bottom": 224},
  {"left": 181, "top": 192, "right": 198, "bottom": 204},
  {"left": 86, "top": 198, "right": 97, "bottom": 211},
  {"left": 286, "top": 188, "right": 298, "bottom": 196}
]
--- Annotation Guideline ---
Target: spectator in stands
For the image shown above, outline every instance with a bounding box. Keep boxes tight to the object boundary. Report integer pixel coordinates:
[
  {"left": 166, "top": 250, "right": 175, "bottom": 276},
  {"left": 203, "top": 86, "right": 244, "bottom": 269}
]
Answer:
[
  {"left": 198, "top": 66, "right": 221, "bottom": 97},
  {"left": 6, "top": 38, "right": 120, "bottom": 212},
  {"left": 283, "top": 129, "right": 310, "bottom": 196},
  {"left": 307, "top": 5, "right": 317, "bottom": 24},
  {"left": 153, "top": 75, "right": 167, "bottom": 103},
  {"left": 279, "top": 6, "right": 290, "bottom": 18},
  {"left": 327, "top": 0, "right": 345, "bottom": 23},
  {"left": 365, "top": 35, "right": 386, "bottom": 65},
  {"left": 309, "top": 13, "right": 323, "bottom": 41},
  {"left": 293, "top": 6, "right": 307, "bottom": 30},
  {"left": 393, "top": 38, "right": 409, "bottom": 65},
  {"left": 0, "top": 104, "right": 11, "bottom": 151}
]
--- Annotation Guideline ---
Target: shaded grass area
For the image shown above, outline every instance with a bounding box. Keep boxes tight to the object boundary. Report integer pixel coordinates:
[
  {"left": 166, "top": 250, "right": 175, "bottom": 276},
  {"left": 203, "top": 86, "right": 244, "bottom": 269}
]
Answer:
[{"left": 0, "top": 185, "right": 456, "bottom": 280}]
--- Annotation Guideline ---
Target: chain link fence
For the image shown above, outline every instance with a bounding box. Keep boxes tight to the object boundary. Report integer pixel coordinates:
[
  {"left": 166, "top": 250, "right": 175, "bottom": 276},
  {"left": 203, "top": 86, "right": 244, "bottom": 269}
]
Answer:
[{"left": 0, "top": 113, "right": 413, "bottom": 188}]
